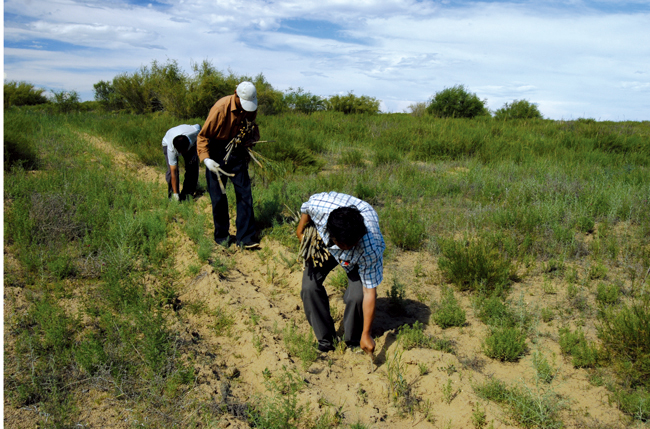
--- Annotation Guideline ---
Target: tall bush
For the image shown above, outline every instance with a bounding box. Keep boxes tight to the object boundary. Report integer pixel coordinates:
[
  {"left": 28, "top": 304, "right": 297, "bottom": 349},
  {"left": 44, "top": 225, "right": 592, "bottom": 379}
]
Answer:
[
  {"left": 426, "top": 85, "right": 488, "bottom": 118},
  {"left": 326, "top": 92, "right": 380, "bottom": 114},
  {"left": 4, "top": 81, "right": 49, "bottom": 107},
  {"left": 283, "top": 87, "right": 326, "bottom": 114},
  {"left": 494, "top": 99, "right": 543, "bottom": 120}
]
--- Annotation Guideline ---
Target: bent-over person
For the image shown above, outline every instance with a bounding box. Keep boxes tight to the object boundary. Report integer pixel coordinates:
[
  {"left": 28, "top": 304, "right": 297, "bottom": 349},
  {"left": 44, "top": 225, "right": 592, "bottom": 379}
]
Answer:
[{"left": 296, "top": 192, "right": 385, "bottom": 354}]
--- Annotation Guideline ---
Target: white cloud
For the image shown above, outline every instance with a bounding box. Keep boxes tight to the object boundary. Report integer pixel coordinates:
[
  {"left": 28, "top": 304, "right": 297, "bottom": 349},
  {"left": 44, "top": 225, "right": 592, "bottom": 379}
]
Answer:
[{"left": 3, "top": 0, "right": 650, "bottom": 119}]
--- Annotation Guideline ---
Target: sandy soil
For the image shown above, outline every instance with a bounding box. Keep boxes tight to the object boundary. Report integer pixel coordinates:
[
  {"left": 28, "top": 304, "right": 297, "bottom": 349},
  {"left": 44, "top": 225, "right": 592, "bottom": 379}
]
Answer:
[{"left": 3, "top": 132, "right": 635, "bottom": 429}]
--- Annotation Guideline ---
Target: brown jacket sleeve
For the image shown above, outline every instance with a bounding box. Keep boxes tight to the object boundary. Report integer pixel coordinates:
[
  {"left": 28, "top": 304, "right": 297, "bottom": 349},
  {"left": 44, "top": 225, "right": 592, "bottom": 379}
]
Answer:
[{"left": 197, "top": 102, "right": 223, "bottom": 163}]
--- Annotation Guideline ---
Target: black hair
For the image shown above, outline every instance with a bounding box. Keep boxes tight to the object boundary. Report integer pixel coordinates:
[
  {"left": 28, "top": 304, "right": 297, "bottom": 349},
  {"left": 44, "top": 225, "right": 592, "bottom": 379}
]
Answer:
[
  {"left": 172, "top": 135, "right": 191, "bottom": 153},
  {"left": 326, "top": 206, "right": 367, "bottom": 247}
]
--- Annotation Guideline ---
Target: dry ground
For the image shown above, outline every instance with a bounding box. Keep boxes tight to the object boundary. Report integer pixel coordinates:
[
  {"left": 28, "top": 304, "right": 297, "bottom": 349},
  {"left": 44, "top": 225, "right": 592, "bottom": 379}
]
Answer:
[{"left": 3, "top": 132, "right": 636, "bottom": 429}]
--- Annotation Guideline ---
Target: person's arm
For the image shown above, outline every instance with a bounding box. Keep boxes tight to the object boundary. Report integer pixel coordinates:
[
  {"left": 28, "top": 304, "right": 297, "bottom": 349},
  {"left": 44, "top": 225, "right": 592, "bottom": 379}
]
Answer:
[
  {"left": 296, "top": 213, "right": 311, "bottom": 241},
  {"left": 170, "top": 164, "right": 180, "bottom": 195},
  {"left": 360, "top": 286, "right": 376, "bottom": 355}
]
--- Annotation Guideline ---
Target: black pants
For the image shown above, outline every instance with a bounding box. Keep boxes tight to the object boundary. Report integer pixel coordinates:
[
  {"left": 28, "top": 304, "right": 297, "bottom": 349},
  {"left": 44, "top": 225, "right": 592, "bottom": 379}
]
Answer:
[
  {"left": 163, "top": 146, "right": 199, "bottom": 199},
  {"left": 301, "top": 255, "right": 365, "bottom": 350},
  {"left": 205, "top": 158, "right": 256, "bottom": 246}
]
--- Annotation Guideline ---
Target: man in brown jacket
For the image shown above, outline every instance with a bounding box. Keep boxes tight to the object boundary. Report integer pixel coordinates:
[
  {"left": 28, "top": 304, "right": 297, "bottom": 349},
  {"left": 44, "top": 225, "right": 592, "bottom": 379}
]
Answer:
[{"left": 197, "top": 81, "right": 260, "bottom": 248}]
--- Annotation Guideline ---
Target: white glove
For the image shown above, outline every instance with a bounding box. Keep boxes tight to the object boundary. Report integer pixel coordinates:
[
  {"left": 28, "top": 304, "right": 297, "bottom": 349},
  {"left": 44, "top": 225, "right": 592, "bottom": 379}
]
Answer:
[
  {"left": 204, "top": 158, "right": 233, "bottom": 176},
  {"left": 171, "top": 193, "right": 180, "bottom": 202}
]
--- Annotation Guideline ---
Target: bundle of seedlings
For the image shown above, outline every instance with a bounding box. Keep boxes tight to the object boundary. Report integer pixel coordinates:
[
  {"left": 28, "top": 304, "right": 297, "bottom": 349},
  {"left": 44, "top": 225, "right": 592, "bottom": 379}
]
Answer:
[
  {"left": 223, "top": 119, "right": 273, "bottom": 168},
  {"left": 299, "top": 223, "right": 330, "bottom": 268}
]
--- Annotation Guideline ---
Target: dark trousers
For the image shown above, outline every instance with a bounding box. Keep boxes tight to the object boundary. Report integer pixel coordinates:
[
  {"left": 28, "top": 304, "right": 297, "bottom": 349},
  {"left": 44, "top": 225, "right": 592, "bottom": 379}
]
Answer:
[
  {"left": 163, "top": 146, "right": 199, "bottom": 199},
  {"left": 301, "top": 255, "right": 365, "bottom": 349},
  {"left": 205, "top": 159, "right": 256, "bottom": 245}
]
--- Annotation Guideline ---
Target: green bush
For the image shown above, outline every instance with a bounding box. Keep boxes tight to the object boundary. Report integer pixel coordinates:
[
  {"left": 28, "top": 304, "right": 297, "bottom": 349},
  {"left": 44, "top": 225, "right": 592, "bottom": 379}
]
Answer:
[
  {"left": 4, "top": 81, "right": 49, "bottom": 107},
  {"left": 432, "top": 287, "right": 466, "bottom": 328},
  {"left": 51, "top": 90, "right": 81, "bottom": 113},
  {"left": 595, "top": 283, "right": 619, "bottom": 306},
  {"left": 558, "top": 327, "right": 598, "bottom": 368},
  {"left": 438, "top": 238, "right": 516, "bottom": 293},
  {"left": 283, "top": 87, "right": 326, "bottom": 114},
  {"left": 612, "top": 387, "right": 650, "bottom": 421},
  {"left": 382, "top": 207, "right": 426, "bottom": 250},
  {"left": 494, "top": 99, "right": 543, "bottom": 120},
  {"left": 326, "top": 92, "right": 380, "bottom": 114},
  {"left": 426, "top": 85, "right": 489, "bottom": 118},
  {"left": 397, "top": 321, "right": 434, "bottom": 349},
  {"left": 598, "top": 301, "right": 650, "bottom": 387},
  {"left": 483, "top": 326, "right": 527, "bottom": 361}
]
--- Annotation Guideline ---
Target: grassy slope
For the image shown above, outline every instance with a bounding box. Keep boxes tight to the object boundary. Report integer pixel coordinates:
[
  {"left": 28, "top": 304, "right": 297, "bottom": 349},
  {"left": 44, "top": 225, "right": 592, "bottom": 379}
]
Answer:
[{"left": 4, "top": 108, "right": 650, "bottom": 428}]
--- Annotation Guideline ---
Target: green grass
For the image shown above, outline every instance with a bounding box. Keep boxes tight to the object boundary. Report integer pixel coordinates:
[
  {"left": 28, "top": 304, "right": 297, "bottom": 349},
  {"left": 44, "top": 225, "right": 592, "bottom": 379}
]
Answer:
[
  {"left": 432, "top": 287, "right": 466, "bottom": 328},
  {"left": 5, "top": 105, "right": 650, "bottom": 426}
]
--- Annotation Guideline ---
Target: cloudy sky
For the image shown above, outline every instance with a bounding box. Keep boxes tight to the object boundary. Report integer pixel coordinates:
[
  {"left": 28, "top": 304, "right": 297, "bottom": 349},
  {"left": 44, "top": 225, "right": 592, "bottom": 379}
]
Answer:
[{"left": 4, "top": 0, "right": 650, "bottom": 120}]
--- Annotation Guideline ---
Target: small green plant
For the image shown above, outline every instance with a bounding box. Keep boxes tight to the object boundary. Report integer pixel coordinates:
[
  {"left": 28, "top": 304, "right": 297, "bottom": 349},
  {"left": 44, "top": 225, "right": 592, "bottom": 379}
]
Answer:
[
  {"left": 212, "top": 307, "right": 235, "bottom": 336},
  {"left": 385, "top": 349, "right": 419, "bottom": 414},
  {"left": 439, "top": 237, "right": 516, "bottom": 294},
  {"left": 483, "top": 326, "right": 526, "bottom": 362},
  {"left": 397, "top": 321, "right": 433, "bottom": 350},
  {"left": 383, "top": 206, "right": 426, "bottom": 250},
  {"left": 588, "top": 262, "right": 608, "bottom": 280},
  {"left": 442, "top": 378, "right": 455, "bottom": 404},
  {"left": 471, "top": 402, "right": 488, "bottom": 429},
  {"left": 432, "top": 287, "right": 466, "bottom": 328},
  {"left": 558, "top": 327, "right": 598, "bottom": 368},
  {"left": 282, "top": 324, "right": 319, "bottom": 370},
  {"left": 387, "top": 277, "right": 407, "bottom": 313},
  {"left": 598, "top": 301, "right": 650, "bottom": 388},
  {"left": 532, "top": 351, "right": 556, "bottom": 383},
  {"left": 596, "top": 283, "right": 619, "bottom": 305},
  {"left": 418, "top": 362, "right": 429, "bottom": 376},
  {"left": 576, "top": 216, "right": 595, "bottom": 233},
  {"left": 328, "top": 266, "right": 348, "bottom": 293},
  {"left": 540, "top": 307, "right": 555, "bottom": 323}
]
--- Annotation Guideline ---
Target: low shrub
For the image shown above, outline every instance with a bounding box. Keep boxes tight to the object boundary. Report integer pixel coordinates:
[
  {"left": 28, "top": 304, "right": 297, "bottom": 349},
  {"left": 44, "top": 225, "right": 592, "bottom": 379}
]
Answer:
[
  {"left": 432, "top": 287, "right": 466, "bottom": 328},
  {"left": 494, "top": 99, "right": 543, "bottom": 121},
  {"left": 397, "top": 321, "right": 434, "bottom": 349},
  {"left": 439, "top": 237, "right": 516, "bottom": 293},
  {"left": 382, "top": 207, "right": 426, "bottom": 250},
  {"left": 558, "top": 327, "right": 598, "bottom": 368},
  {"left": 483, "top": 326, "right": 527, "bottom": 362},
  {"left": 598, "top": 301, "right": 650, "bottom": 388},
  {"left": 596, "top": 283, "right": 619, "bottom": 306}
]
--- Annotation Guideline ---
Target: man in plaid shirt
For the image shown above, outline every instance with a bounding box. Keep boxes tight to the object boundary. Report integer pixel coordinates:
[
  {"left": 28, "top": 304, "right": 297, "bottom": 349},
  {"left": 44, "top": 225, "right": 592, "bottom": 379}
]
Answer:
[{"left": 296, "top": 192, "right": 385, "bottom": 354}]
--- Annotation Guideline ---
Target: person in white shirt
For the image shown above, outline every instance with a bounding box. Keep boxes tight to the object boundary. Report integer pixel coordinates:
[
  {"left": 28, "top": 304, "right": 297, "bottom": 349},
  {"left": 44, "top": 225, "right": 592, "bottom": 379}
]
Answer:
[{"left": 162, "top": 124, "right": 201, "bottom": 201}]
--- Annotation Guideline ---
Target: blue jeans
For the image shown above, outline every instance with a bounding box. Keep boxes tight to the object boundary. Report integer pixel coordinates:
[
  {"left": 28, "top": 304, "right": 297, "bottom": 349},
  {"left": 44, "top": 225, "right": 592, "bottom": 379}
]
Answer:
[{"left": 205, "top": 157, "right": 256, "bottom": 245}]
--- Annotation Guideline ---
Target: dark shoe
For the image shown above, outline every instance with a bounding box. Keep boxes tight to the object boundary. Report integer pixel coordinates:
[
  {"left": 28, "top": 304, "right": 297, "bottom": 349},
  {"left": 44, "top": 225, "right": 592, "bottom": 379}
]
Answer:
[
  {"left": 317, "top": 342, "right": 335, "bottom": 353},
  {"left": 241, "top": 242, "right": 260, "bottom": 250},
  {"left": 215, "top": 236, "right": 232, "bottom": 247}
]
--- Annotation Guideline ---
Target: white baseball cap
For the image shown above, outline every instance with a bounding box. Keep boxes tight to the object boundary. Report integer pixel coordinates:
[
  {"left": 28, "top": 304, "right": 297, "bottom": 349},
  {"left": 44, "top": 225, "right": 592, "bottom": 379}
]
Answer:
[{"left": 236, "top": 81, "right": 258, "bottom": 112}]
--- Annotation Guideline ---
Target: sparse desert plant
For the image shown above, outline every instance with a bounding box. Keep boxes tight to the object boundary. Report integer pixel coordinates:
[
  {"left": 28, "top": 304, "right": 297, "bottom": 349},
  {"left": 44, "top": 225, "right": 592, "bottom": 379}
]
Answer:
[
  {"left": 439, "top": 237, "right": 516, "bottom": 294},
  {"left": 483, "top": 326, "right": 527, "bottom": 362},
  {"left": 397, "top": 321, "right": 434, "bottom": 349},
  {"left": 471, "top": 402, "right": 488, "bottom": 429},
  {"left": 387, "top": 277, "right": 407, "bottom": 313},
  {"left": 598, "top": 300, "right": 650, "bottom": 388},
  {"left": 494, "top": 99, "right": 543, "bottom": 121},
  {"left": 426, "top": 85, "right": 489, "bottom": 118},
  {"left": 432, "top": 287, "right": 466, "bottom": 328},
  {"left": 532, "top": 351, "right": 556, "bottom": 383},
  {"left": 383, "top": 206, "right": 426, "bottom": 250},
  {"left": 596, "top": 282, "right": 619, "bottom": 306},
  {"left": 558, "top": 327, "right": 598, "bottom": 368},
  {"left": 385, "top": 348, "right": 420, "bottom": 414},
  {"left": 283, "top": 324, "right": 319, "bottom": 370}
]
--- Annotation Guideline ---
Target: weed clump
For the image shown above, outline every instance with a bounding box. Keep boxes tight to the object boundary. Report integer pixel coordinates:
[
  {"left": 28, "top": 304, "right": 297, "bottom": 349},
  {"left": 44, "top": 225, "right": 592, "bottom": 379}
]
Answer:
[
  {"left": 483, "top": 326, "right": 527, "bottom": 362},
  {"left": 439, "top": 237, "right": 517, "bottom": 294},
  {"left": 431, "top": 287, "right": 466, "bottom": 328},
  {"left": 282, "top": 324, "right": 319, "bottom": 370},
  {"left": 558, "top": 327, "right": 598, "bottom": 368}
]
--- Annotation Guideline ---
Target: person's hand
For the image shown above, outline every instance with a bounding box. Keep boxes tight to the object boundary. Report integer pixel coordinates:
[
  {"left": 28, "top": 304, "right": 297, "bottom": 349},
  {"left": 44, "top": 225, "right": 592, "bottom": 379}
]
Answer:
[
  {"left": 360, "top": 332, "right": 375, "bottom": 356},
  {"left": 204, "top": 158, "right": 223, "bottom": 175},
  {"left": 171, "top": 193, "right": 180, "bottom": 202}
]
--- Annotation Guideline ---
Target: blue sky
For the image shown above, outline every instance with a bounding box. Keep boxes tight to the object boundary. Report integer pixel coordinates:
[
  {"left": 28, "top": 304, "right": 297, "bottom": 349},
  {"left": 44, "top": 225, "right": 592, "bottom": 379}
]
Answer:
[{"left": 3, "top": 0, "right": 650, "bottom": 120}]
